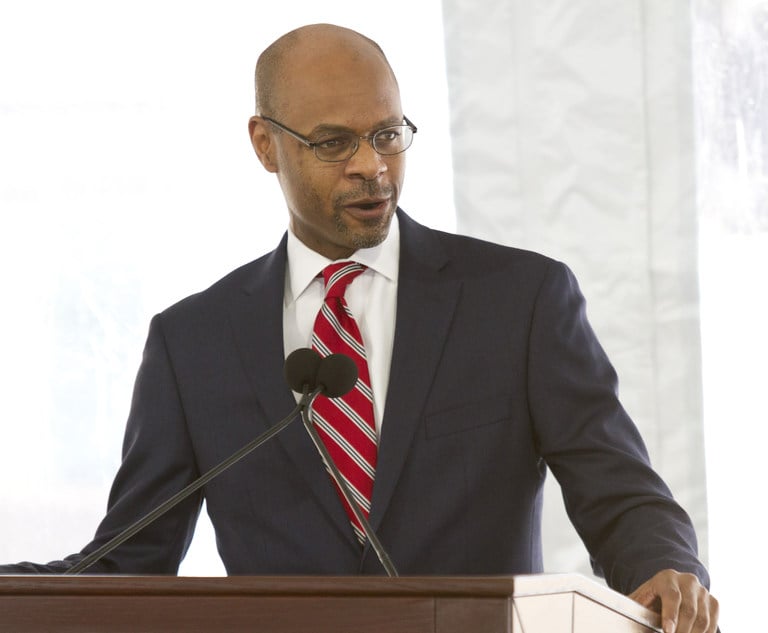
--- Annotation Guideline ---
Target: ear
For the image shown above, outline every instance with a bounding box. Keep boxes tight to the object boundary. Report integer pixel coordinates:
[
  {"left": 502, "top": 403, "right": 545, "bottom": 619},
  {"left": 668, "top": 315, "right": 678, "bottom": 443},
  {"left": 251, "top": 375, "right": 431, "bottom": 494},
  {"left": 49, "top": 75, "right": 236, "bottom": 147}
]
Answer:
[{"left": 248, "top": 116, "right": 279, "bottom": 173}]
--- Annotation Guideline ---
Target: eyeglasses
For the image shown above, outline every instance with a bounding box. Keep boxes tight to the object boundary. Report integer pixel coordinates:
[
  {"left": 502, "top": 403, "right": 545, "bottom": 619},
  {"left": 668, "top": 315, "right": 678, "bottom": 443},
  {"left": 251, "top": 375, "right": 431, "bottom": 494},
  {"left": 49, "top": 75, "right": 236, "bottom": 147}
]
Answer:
[{"left": 261, "top": 115, "right": 417, "bottom": 162}]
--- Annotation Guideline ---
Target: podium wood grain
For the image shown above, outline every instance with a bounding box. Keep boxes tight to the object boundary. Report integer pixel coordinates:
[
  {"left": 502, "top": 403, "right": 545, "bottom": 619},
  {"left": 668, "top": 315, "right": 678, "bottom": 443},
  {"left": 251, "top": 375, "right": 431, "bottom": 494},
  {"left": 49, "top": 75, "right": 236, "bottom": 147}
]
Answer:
[{"left": 0, "top": 574, "right": 661, "bottom": 632}]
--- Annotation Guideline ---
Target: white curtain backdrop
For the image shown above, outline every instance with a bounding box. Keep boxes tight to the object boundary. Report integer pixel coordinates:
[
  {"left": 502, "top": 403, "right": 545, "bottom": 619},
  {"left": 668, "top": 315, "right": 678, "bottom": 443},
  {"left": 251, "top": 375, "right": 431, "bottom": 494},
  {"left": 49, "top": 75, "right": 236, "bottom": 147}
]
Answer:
[
  {"left": 693, "top": 1, "right": 767, "bottom": 630},
  {"left": 441, "top": 0, "right": 708, "bottom": 577}
]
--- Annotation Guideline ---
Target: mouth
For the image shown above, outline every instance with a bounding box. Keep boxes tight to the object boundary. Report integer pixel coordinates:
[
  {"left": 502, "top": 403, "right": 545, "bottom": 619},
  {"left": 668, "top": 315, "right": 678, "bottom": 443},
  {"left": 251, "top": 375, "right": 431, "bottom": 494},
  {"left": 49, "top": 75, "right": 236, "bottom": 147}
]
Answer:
[{"left": 343, "top": 197, "right": 391, "bottom": 215}]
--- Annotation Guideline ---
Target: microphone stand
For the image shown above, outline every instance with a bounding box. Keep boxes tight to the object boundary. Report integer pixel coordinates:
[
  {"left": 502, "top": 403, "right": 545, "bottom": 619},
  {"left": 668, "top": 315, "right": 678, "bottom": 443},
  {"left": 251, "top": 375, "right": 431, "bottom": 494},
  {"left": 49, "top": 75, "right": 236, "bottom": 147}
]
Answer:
[
  {"left": 300, "top": 399, "right": 399, "bottom": 578},
  {"left": 66, "top": 386, "right": 321, "bottom": 575}
]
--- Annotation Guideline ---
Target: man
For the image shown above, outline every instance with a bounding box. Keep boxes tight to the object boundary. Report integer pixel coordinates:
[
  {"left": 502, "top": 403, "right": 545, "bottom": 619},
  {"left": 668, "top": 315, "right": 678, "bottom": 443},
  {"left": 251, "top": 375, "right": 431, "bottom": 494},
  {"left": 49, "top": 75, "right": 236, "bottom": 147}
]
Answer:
[{"left": 2, "top": 24, "right": 717, "bottom": 633}]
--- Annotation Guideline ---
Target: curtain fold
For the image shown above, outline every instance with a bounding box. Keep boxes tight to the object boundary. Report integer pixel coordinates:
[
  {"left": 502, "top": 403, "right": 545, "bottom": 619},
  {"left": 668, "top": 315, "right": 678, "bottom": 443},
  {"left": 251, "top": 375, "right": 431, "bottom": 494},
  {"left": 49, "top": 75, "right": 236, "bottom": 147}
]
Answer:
[{"left": 441, "top": 0, "right": 708, "bottom": 575}]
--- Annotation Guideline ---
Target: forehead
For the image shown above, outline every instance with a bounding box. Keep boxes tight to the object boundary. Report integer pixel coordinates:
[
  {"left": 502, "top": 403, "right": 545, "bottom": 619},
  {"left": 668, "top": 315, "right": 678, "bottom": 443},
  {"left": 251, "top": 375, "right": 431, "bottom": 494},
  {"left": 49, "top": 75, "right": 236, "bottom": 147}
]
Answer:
[{"left": 276, "top": 39, "right": 402, "bottom": 130}]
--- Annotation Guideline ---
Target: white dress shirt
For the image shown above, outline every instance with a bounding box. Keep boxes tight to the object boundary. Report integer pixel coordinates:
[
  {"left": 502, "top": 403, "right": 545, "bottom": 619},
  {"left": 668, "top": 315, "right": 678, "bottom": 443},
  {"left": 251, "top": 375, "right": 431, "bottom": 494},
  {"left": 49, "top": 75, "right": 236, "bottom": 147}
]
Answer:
[{"left": 282, "top": 215, "right": 400, "bottom": 434}]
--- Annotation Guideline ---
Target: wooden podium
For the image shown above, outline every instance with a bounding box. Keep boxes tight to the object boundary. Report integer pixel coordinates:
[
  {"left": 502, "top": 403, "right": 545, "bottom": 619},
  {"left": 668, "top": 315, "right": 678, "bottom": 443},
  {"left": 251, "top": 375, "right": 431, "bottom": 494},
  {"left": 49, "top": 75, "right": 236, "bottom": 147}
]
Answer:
[{"left": 0, "top": 573, "right": 661, "bottom": 632}]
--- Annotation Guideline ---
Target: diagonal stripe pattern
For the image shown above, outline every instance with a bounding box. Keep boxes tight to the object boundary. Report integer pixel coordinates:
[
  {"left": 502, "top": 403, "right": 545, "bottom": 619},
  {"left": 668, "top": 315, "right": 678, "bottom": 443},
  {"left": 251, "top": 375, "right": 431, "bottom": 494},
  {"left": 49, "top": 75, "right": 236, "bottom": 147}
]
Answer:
[{"left": 311, "top": 262, "right": 377, "bottom": 544}]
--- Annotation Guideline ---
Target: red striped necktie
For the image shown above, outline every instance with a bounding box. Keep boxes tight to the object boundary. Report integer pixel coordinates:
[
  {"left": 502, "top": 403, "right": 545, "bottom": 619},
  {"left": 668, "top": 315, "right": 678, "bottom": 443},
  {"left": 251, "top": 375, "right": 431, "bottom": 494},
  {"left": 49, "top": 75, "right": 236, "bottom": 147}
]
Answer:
[{"left": 311, "top": 261, "right": 377, "bottom": 544}]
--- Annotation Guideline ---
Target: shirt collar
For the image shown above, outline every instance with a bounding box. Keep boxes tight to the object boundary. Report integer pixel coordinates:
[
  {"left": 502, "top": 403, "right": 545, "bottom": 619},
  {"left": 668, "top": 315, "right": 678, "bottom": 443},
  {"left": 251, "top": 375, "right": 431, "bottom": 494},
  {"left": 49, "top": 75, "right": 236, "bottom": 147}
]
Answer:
[{"left": 285, "top": 213, "right": 400, "bottom": 305}]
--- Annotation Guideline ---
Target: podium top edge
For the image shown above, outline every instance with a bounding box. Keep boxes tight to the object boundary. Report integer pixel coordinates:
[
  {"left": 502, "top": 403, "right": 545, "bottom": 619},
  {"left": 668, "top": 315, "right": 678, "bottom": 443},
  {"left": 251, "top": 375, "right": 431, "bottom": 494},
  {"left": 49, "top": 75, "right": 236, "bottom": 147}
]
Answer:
[{"left": 0, "top": 572, "right": 660, "bottom": 629}]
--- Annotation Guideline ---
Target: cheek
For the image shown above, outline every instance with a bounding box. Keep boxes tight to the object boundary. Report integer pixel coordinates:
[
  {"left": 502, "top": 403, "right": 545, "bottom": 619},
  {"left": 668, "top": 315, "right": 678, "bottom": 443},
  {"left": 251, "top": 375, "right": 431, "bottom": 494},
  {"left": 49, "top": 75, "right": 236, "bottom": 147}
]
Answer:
[
  {"left": 301, "top": 165, "right": 344, "bottom": 205},
  {"left": 276, "top": 148, "right": 346, "bottom": 210},
  {"left": 395, "top": 155, "right": 407, "bottom": 181},
  {"left": 385, "top": 155, "right": 406, "bottom": 189},
  {"left": 280, "top": 159, "right": 312, "bottom": 201},
  {"left": 283, "top": 166, "right": 335, "bottom": 216}
]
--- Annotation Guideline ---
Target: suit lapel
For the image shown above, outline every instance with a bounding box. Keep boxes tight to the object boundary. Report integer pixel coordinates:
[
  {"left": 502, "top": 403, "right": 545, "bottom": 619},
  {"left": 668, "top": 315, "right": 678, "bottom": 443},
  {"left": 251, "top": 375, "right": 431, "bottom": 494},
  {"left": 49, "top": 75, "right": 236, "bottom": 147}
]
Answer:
[
  {"left": 368, "top": 211, "right": 461, "bottom": 534},
  {"left": 228, "top": 235, "right": 356, "bottom": 546},
  {"left": 228, "top": 239, "right": 293, "bottom": 425}
]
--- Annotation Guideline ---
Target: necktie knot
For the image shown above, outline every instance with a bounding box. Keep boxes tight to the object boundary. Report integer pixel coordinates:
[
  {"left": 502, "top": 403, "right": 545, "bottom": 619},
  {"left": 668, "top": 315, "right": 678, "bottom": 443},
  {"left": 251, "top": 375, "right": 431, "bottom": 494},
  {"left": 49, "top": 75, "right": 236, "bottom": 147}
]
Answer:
[{"left": 322, "top": 262, "right": 366, "bottom": 300}]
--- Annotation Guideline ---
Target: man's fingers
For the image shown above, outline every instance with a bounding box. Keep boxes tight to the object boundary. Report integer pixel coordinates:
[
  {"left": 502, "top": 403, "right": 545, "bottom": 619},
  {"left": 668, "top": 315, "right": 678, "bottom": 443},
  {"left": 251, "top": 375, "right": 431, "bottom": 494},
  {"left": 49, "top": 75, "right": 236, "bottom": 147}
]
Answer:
[
  {"left": 657, "top": 575, "right": 683, "bottom": 633},
  {"left": 628, "top": 570, "right": 718, "bottom": 633},
  {"left": 699, "top": 588, "right": 719, "bottom": 633},
  {"left": 629, "top": 583, "right": 660, "bottom": 608}
]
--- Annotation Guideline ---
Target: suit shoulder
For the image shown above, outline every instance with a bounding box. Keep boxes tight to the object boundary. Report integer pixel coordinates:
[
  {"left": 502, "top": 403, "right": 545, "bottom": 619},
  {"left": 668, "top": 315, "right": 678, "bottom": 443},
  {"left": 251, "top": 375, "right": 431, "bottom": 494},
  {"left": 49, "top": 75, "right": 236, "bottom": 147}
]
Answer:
[
  {"left": 158, "top": 246, "right": 282, "bottom": 323},
  {"left": 431, "top": 227, "right": 561, "bottom": 276}
]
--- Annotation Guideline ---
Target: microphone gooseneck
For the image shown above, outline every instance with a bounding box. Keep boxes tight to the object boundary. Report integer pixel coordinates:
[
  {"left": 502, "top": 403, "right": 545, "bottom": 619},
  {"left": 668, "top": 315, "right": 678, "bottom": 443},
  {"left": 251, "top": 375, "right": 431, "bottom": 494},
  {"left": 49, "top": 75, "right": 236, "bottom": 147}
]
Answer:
[
  {"left": 300, "top": 353, "right": 399, "bottom": 577},
  {"left": 65, "top": 348, "right": 397, "bottom": 577},
  {"left": 66, "top": 349, "right": 323, "bottom": 575}
]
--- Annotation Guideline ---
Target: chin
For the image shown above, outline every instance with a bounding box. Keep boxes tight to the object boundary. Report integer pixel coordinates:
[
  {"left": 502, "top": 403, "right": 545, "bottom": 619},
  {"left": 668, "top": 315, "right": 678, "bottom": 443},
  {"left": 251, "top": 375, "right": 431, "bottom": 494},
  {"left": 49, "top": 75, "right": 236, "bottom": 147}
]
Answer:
[
  {"left": 347, "top": 227, "right": 389, "bottom": 251},
  {"left": 336, "top": 208, "right": 394, "bottom": 251}
]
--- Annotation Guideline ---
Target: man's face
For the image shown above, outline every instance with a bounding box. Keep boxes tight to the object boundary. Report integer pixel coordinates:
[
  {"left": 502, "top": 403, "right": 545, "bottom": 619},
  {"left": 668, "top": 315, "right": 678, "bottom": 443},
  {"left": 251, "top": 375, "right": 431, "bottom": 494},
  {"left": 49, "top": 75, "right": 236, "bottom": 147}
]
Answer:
[{"left": 252, "top": 41, "right": 406, "bottom": 260}]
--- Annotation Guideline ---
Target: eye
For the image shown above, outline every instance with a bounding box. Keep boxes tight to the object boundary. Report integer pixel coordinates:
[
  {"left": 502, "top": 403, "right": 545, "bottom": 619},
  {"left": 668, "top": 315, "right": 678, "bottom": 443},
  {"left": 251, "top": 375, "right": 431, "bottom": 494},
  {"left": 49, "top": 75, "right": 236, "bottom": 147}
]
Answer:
[
  {"left": 376, "top": 129, "right": 401, "bottom": 143},
  {"left": 315, "top": 135, "right": 354, "bottom": 150}
]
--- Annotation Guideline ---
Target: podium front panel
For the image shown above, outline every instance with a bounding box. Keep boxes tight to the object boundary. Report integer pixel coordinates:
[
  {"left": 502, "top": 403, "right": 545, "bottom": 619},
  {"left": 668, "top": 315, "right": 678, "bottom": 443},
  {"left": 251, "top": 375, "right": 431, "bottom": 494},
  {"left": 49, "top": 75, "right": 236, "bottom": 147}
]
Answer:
[{"left": 0, "top": 573, "right": 662, "bottom": 633}]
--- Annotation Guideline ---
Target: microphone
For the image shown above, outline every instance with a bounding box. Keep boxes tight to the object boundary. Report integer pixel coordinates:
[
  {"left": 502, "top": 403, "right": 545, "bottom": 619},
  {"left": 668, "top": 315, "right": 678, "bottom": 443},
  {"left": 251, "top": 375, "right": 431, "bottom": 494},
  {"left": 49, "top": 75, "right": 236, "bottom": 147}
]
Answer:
[
  {"left": 66, "top": 348, "right": 324, "bottom": 575},
  {"left": 287, "top": 351, "right": 399, "bottom": 576},
  {"left": 315, "top": 353, "right": 358, "bottom": 397},
  {"left": 299, "top": 353, "right": 399, "bottom": 577},
  {"left": 284, "top": 347, "right": 323, "bottom": 392},
  {"left": 65, "top": 348, "right": 397, "bottom": 577}
]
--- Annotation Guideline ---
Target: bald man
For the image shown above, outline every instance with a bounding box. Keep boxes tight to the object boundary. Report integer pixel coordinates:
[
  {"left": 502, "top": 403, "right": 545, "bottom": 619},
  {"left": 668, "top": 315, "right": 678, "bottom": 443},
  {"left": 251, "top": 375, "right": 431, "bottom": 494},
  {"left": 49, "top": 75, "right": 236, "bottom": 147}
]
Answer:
[{"left": 2, "top": 24, "right": 717, "bottom": 633}]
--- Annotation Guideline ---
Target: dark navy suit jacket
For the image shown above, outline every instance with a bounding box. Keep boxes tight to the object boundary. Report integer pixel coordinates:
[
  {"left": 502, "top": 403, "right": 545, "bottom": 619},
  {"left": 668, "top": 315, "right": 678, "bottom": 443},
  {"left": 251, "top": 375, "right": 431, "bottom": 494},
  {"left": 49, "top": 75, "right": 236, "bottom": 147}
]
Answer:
[{"left": 3, "top": 210, "right": 708, "bottom": 595}]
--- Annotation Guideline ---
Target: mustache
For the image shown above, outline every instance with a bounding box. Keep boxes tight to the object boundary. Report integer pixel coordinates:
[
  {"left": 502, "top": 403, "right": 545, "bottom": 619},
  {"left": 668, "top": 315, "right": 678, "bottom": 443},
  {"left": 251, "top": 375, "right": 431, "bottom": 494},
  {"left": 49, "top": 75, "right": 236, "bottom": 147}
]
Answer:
[{"left": 335, "top": 183, "right": 395, "bottom": 205}]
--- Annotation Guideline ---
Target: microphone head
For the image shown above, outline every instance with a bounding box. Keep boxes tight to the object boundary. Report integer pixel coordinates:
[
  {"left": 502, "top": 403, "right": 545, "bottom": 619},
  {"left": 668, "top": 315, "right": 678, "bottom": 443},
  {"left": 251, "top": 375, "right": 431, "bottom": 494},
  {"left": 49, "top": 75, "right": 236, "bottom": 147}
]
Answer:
[
  {"left": 284, "top": 348, "right": 322, "bottom": 393},
  {"left": 316, "top": 353, "right": 358, "bottom": 398}
]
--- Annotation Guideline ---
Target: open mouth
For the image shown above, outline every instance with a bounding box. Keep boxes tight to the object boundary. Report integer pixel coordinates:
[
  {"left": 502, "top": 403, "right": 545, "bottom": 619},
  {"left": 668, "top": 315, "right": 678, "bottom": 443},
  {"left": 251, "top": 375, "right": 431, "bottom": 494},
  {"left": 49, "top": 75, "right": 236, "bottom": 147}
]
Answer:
[{"left": 346, "top": 198, "right": 389, "bottom": 212}]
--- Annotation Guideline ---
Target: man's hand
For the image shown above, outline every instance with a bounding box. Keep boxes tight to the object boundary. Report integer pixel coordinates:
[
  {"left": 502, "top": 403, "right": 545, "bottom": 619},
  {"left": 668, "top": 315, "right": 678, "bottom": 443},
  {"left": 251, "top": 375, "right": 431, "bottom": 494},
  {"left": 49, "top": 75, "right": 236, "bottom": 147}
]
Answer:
[{"left": 629, "top": 569, "right": 719, "bottom": 633}]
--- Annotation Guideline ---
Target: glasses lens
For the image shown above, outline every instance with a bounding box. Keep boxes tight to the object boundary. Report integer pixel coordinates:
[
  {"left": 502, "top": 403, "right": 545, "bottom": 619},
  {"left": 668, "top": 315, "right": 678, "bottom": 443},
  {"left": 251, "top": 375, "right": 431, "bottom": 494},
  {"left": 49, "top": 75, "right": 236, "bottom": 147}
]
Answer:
[
  {"left": 373, "top": 125, "right": 414, "bottom": 155},
  {"left": 313, "top": 133, "right": 358, "bottom": 162}
]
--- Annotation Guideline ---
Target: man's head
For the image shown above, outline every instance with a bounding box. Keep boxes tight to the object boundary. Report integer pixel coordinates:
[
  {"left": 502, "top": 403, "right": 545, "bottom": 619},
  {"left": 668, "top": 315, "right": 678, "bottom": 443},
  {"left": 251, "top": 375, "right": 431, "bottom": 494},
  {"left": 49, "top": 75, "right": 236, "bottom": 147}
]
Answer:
[{"left": 248, "top": 24, "right": 409, "bottom": 260}]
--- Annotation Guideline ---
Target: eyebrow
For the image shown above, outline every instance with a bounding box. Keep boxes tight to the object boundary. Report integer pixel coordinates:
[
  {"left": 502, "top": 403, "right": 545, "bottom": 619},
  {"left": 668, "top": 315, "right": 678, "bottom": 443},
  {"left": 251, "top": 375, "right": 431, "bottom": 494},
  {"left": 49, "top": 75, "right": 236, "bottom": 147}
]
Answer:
[{"left": 308, "top": 117, "right": 404, "bottom": 137}]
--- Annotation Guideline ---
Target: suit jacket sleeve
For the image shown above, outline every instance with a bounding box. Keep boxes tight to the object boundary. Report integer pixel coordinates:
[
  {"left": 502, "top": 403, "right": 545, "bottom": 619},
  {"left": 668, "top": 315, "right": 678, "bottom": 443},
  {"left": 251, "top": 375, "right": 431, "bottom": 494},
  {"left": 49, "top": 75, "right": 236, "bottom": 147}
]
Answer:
[{"left": 528, "top": 259, "right": 709, "bottom": 594}]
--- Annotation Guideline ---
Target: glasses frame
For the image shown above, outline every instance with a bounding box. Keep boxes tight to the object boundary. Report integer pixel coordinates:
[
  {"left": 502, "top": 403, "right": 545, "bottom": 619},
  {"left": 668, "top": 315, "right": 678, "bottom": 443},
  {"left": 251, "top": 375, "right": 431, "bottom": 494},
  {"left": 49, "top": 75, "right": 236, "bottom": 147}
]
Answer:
[{"left": 261, "top": 115, "right": 417, "bottom": 162}]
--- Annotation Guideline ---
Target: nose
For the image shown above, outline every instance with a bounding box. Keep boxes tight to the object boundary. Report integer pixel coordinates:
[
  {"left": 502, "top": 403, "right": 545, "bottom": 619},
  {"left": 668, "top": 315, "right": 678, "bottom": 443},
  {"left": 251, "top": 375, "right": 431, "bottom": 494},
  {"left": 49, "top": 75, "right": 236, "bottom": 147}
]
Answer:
[{"left": 344, "top": 138, "right": 387, "bottom": 181}]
